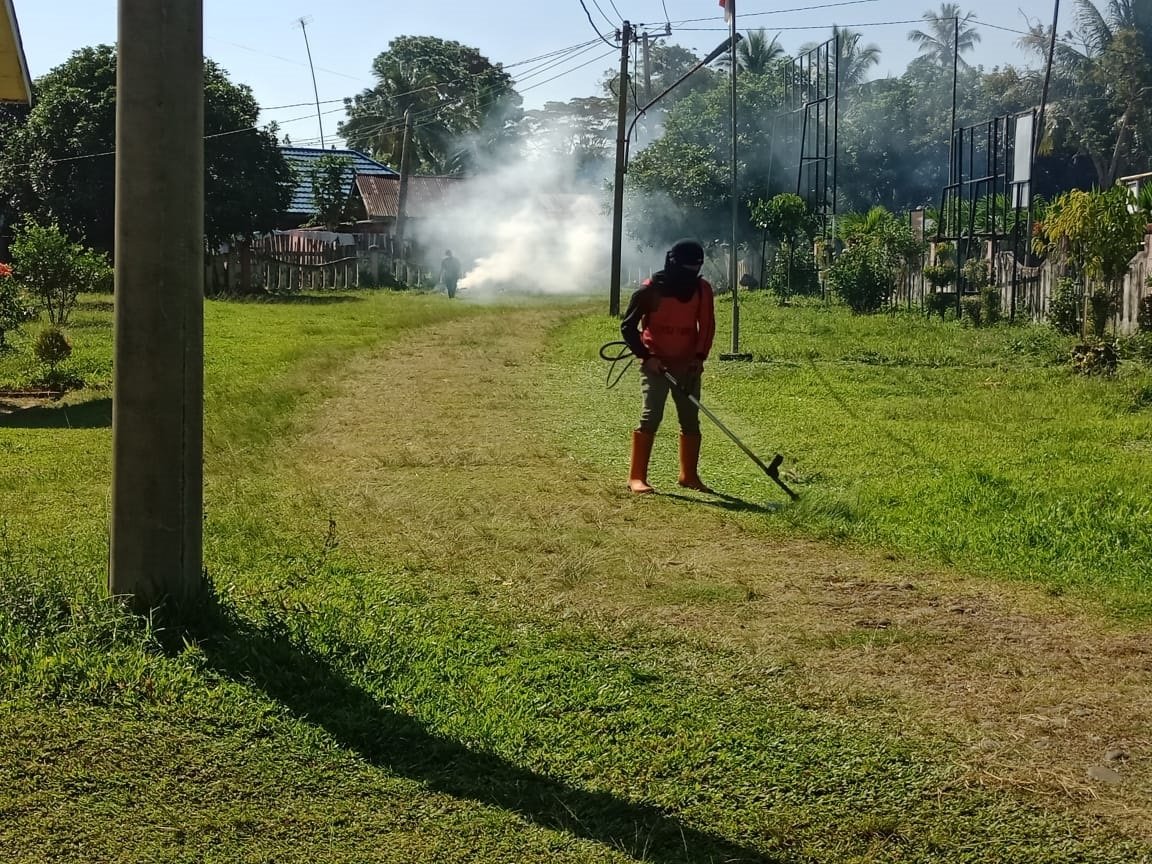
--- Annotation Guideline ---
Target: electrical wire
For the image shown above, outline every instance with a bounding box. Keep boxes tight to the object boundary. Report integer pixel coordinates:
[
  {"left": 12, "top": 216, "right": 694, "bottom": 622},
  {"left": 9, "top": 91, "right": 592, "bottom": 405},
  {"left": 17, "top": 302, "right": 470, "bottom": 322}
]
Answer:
[{"left": 579, "top": 0, "right": 621, "bottom": 48}]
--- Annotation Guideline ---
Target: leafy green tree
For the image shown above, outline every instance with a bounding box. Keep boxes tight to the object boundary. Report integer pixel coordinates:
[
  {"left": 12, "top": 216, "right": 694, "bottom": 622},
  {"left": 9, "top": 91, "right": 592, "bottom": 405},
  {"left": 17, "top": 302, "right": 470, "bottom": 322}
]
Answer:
[
  {"left": 751, "top": 193, "right": 818, "bottom": 300},
  {"left": 339, "top": 36, "right": 522, "bottom": 173},
  {"left": 0, "top": 46, "right": 293, "bottom": 254},
  {"left": 308, "top": 155, "right": 356, "bottom": 230},
  {"left": 908, "top": 4, "right": 982, "bottom": 69},
  {"left": 10, "top": 219, "right": 111, "bottom": 327},
  {"left": 0, "top": 266, "right": 30, "bottom": 350}
]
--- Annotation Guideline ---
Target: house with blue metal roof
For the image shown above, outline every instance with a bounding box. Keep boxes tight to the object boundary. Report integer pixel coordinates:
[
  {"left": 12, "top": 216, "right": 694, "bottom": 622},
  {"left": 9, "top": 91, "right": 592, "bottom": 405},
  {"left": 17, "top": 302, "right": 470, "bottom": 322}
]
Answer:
[{"left": 280, "top": 146, "right": 397, "bottom": 227}]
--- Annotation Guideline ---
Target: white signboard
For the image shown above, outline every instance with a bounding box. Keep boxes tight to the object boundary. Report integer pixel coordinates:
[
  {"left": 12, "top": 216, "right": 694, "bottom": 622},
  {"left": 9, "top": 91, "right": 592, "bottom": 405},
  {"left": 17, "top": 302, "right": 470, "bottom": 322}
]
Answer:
[{"left": 1013, "top": 113, "right": 1034, "bottom": 208}]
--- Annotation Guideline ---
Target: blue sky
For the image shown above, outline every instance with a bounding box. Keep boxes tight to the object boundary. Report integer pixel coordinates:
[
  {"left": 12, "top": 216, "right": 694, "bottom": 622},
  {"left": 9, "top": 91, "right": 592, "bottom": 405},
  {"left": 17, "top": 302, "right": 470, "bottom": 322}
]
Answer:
[{"left": 18, "top": 0, "right": 1060, "bottom": 146}]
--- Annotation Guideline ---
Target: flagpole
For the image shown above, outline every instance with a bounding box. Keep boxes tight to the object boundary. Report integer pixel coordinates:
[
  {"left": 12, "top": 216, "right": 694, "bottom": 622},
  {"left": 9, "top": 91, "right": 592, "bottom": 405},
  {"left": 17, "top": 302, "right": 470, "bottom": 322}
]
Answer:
[{"left": 722, "top": 0, "right": 751, "bottom": 360}]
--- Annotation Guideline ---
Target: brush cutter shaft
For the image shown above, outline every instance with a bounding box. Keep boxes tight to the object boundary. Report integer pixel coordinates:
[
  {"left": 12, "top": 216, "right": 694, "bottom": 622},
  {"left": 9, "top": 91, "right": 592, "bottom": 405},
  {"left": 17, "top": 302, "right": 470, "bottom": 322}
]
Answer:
[
  {"left": 663, "top": 371, "right": 799, "bottom": 501},
  {"left": 665, "top": 372, "right": 771, "bottom": 473}
]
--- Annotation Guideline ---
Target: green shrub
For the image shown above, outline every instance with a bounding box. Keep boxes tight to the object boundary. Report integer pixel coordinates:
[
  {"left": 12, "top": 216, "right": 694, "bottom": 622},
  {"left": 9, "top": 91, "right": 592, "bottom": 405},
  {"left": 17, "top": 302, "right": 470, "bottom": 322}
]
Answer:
[
  {"left": 980, "top": 285, "right": 1002, "bottom": 326},
  {"left": 34, "top": 326, "right": 73, "bottom": 388},
  {"left": 923, "top": 263, "right": 955, "bottom": 291},
  {"left": 766, "top": 247, "right": 820, "bottom": 301},
  {"left": 10, "top": 219, "right": 112, "bottom": 326},
  {"left": 1138, "top": 293, "right": 1152, "bottom": 332},
  {"left": 827, "top": 242, "right": 892, "bottom": 313},
  {"left": 925, "top": 290, "right": 954, "bottom": 320},
  {"left": 961, "top": 296, "right": 983, "bottom": 327},
  {"left": 0, "top": 266, "right": 32, "bottom": 350},
  {"left": 1048, "top": 277, "right": 1082, "bottom": 335},
  {"left": 961, "top": 258, "right": 991, "bottom": 290},
  {"left": 1118, "top": 332, "right": 1152, "bottom": 366}
]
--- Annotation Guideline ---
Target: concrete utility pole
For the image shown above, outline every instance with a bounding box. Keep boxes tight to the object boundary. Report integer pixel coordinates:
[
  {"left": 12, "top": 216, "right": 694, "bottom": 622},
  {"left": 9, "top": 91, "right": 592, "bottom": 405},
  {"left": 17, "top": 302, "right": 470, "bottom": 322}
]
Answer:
[
  {"left": 396, "top": 108, "right": 414, "bottom": 253},
  {"left": 110, "top": 0, "right": 205, "bottom": 611},
  {"left": 642, "top": 33, "right": 653, "bottom": 103},
  {"left": 608, "top": 20, "right": 632, "bottom": 317}
]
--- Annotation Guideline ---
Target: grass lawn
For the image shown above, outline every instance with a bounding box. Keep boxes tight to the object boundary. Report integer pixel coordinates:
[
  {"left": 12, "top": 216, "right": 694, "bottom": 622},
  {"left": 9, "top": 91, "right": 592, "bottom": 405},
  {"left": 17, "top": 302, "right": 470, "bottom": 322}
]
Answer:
[
  {"left": 2, "top": 290, "right": 1151, "bottom": 862},
  {"left": 551, "top": 292, "right": 1152, "bottom": 617}
]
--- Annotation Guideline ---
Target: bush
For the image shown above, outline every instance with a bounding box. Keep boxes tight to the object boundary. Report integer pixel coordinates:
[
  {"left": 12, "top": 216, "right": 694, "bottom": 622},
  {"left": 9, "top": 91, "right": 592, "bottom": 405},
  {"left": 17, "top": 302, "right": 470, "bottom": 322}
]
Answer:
[
  {"left": 766, "top": 247, "right": 820, "bottom": 301},
  {"left": 35, "top": 325, "right": 72, "bottom": 370},
  {"left": 980, "top": 285, "right": 1002, "bottom": 326},
  {"left": 827, "top": 242, "right": 892, "bottom": 313},
  {"left": 1089, "top": 287, "right": 1117, "bottom": 338},
  {"left": 10, "top": 219, "right": 112, "bottom": 326},
  {"left": 1138, "top": 293, "right": 1152, "bottom": 332},
  {"left": 962, "top": 258, "right": 991, "bottom": 290},
  {"left": 1070, "top": 340, "right": 1118, "bottom": 376},
  {"left": 923, "top": 263, "right": 955, "bottom": 291},
  {"left": 1118, "top": 332, "right": 1152, "bottom": 366},
  {"left": 925, "top": 290, "right": 954, "bottom": 320},
  {"left": 0, "top": 264, "right": 33, "bottom": 350},
  {"left": 1049, "top": 277, "right": 1082, "bottom": 335},
  {"left": 961, "top": 296, "right": 983, "bottom": 327}
]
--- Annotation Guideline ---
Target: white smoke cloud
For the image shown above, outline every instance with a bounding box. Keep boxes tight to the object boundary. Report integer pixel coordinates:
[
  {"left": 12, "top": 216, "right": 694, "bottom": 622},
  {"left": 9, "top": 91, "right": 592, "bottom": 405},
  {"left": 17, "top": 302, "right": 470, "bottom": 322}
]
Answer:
[{"left": 415, "top": 145, "right": 610, "bottom": 299}]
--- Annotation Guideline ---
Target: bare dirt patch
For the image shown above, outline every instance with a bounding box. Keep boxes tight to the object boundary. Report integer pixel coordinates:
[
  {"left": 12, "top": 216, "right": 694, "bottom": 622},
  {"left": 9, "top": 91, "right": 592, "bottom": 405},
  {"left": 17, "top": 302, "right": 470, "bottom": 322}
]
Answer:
[{"left": 286, "top": 307, "right": 1152, "bottom": 840}]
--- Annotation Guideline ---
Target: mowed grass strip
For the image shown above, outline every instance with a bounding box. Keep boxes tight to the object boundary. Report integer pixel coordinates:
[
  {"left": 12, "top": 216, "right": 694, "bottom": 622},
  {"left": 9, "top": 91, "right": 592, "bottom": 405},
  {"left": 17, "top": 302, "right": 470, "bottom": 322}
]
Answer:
[
  {"left": 2, "top": 297, "right": 1151, "bottom": 862},
  {"left": 549, "top": 293, "right": 1152, "bottom": 617}
]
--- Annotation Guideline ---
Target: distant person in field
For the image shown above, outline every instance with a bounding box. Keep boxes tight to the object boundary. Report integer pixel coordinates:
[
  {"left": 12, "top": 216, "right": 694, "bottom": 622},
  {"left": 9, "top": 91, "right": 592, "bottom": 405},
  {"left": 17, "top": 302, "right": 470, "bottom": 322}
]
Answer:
[
  {"left": 439, "top": 249, "right": 461, "bottom": 299},
  {"left": 619, "top": 238, "right": 716, "bottom": 495}
]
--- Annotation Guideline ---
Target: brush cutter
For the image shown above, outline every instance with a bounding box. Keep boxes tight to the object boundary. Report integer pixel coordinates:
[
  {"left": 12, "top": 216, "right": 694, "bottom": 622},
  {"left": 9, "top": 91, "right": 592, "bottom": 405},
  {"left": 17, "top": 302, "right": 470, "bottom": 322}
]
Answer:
[{"left": 600, "top": 341, "right": 799, "bottom": 501}]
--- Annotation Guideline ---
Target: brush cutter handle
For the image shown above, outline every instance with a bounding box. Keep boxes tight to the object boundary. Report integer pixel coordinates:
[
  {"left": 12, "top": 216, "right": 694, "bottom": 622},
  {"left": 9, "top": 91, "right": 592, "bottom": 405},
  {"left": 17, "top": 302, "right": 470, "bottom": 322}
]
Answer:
[{"left": 663, "top": 371, "right": 800, "bottom": 501}]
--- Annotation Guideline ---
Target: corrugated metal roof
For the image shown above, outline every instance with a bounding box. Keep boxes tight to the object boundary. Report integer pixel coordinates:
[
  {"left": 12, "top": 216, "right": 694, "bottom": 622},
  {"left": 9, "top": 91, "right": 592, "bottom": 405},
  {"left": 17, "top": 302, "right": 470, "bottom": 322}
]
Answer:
[
  {"left": 281, "top": 146, "right": 397, "bottom": 215},
  {"left": 356, "top": 174, "right": 463, "bottom": 220},
  {"left": 0, "top": 0, "right": 31, "bottom": 104}
]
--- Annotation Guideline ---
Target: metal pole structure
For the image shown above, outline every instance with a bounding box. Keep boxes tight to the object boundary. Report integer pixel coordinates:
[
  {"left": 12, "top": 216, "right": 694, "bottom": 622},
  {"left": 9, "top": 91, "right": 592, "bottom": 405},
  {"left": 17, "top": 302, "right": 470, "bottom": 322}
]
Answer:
[
  {"left": 722, "top": 1, "right": 751, "bottom": 360},
  {"left": 609, "top": 21, "right": 632, "bottom": 317},
  {"left": 110, "top": 0, "right": 204, "bottom": 611},
  {"left": 297, "top": 16, "right": 325, "bottom": 149},
  {"left": 396, "top": 109, "right": 413, "bottom": 248},
  {"left": 1035, "top": 0, "right": 1060, "bottom": 161}
]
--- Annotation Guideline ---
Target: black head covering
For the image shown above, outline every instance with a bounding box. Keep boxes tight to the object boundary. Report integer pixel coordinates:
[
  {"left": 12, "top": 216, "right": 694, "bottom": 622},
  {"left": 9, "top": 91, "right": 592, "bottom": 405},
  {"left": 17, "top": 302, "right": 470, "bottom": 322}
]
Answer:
[{"left": 653, "top": 238, "right": 705, "bottom": 301}]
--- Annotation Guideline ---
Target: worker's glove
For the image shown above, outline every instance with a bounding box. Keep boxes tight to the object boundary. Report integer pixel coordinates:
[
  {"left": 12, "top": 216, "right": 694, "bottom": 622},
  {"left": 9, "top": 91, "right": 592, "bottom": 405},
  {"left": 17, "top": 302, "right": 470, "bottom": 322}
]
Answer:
[{"left": 641, "top": 355, "right": 665, "bottom": 375}]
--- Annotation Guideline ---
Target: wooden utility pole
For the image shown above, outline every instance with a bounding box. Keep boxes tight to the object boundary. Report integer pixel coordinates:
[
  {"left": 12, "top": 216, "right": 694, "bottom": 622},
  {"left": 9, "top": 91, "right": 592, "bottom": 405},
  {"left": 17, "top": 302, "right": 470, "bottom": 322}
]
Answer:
[
  {"left": 608, "top": 21, "right": 632, "bottom": 317},
  {"left": 110, "top": 0, "right": 205, "bottom": 611},
  {"left": 395, "top": 109, "right": 414, "bottom": 259}
]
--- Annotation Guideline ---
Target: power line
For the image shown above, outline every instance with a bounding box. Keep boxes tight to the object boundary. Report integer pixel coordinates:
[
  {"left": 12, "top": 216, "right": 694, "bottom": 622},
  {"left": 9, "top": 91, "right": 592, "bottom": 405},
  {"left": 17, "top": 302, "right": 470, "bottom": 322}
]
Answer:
[
  {"left": 606, "top": 0, "right": 626, "bottom": 25},
  {"left": 663, "top": 0, "right": 885, "bottom": 26},
  {"left": 579, "top": 0, "right": 620, "bottom": 48}
]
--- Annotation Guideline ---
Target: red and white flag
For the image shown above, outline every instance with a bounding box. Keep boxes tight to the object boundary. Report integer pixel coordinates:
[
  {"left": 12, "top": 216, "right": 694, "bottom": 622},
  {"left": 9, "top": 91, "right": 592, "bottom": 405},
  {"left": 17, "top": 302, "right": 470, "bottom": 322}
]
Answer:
[{"left": 719, "top": 0, "right": 733, "bottom": 22}]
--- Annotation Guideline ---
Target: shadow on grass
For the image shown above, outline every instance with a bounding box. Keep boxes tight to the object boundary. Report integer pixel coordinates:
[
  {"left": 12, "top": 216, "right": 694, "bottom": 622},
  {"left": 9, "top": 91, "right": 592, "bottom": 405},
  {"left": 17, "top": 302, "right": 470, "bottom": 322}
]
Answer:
[
  {"left": 661, "top": 491, "right": 783, "bottom": 515},
  {"left": 187, "top": 594, "right": 777, "bottom": 863},
  {"left": 76, "top": 298, "right": 115, "bottom": 313},
  {"left": 209, "top": 292, "right": 365, "bottom": 305},
  {"left": 0, "top": 398, "right": 111, "bottom": 429}
]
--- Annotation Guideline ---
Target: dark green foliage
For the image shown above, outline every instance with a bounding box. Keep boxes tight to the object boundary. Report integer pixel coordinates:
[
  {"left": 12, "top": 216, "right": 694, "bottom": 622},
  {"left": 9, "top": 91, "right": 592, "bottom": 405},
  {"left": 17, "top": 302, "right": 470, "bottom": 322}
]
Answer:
[
  {"left": 308, "top": 155, "right": 355, "bottom": 230},
  {"left": 981, "top": 286, "right": 1002, "bottom": 326},
  {"left": 925, "top": 290, "right": 954, "bottom": 320},
  {"left": 961, "top": 296, "right": 983, "bottom": 327},
  {"left": 827, "top": 242, "right": 892, "bottom": 313},
  {"left": 0, "top": 46, "right": 292, "bottom": 252},
  {"left": 0, "top": 272, "right": 31, "bottom": 350},
  {"left": 766, "top": 247, "right": 820, "bottom": 299},
  {"left": 10, "top": 220, "right": 110, "bottom": 326},
  {"left": 1049, "top": 277, "right": 1083, "bottom": 335}
]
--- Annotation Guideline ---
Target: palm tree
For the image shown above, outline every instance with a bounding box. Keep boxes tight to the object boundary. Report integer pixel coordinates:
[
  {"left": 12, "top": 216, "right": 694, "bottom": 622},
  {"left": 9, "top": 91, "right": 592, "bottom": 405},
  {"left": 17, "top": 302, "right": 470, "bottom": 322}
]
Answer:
[
  {"left": 836, "top": 27, "right": 881, "bottom": 88},
  {"left": 908, "top": 3, "right": 982, "bottom": 69},
  {"left": 719, "top": 28, "right": 785, "bottom": 74},
  {"left": 798, "top": 27, "right": 880, "bottom": 89},
  {"left": 339, "top": 63, "right": 452, "bottom": 169}
]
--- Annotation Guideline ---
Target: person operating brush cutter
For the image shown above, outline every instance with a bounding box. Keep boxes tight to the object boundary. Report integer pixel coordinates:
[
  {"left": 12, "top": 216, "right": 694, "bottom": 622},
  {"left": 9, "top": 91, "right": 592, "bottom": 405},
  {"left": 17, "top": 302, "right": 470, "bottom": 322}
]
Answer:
[{"left": 620, "top": 238, "right": 716, "bottom": 495}]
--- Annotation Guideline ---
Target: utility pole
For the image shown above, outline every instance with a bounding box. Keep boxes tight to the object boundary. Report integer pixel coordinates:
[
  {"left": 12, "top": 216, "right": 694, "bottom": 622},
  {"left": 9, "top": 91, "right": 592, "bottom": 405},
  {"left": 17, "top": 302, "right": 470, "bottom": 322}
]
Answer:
[
  {"left": 1035, "top": 0, "right": 1060, "bottom": 161},
  {"left": 110, "top": 0, "right": 204, "bottom": 611},
  {"left": 642, "top": 32, "right": 653, "bottom": 102},
  {"left": 609, "top": 20, "right": 632, "bottom": 317},
  {"left": 297, "top": 16, "right": 325, "bottom": 148},
  {"left": 396, "top": 109, "right": 413, "bottom": 253},
  {"left": 721, "top": 0, "right": 751, "bottom": 361}
]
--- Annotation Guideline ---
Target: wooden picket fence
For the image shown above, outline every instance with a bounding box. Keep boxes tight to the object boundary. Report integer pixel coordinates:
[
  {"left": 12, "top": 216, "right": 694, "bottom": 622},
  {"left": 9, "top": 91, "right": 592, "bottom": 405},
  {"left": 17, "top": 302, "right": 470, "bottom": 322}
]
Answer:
[{"left": 204, "top": 233, "right": 426, "bottom": 294}]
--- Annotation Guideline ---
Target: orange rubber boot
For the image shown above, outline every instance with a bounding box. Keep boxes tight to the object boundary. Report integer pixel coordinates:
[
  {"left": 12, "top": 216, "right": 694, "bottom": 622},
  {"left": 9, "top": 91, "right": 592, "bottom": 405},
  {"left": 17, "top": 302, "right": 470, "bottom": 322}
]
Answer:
[
  {"left": 677, "top": 433, "right": 713, "bottom": 493},
  {"left": 629, "top": 429, "right": 656, "bottom": 494}
]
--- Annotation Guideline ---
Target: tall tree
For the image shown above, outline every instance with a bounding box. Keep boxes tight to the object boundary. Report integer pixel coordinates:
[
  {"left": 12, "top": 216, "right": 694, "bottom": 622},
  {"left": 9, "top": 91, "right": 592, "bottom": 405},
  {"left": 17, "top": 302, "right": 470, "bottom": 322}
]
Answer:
[
  {"left": 0, "top": 46, "right": 293, "bottom": 253},
  {"left": 339, "top": 36, "right": 522, "bottom": 174},
  {"left": 799, "top": 27, "right": 881, "bottom": 88},
  {"left": 1019, "top": 0, "right": 1152, "bottom": 186},
  {"left": 717, "top": 29, "right": 785, "bottom": 75},
  {"left": 908, "top": 4, "right": 982, "bottom": 69}
]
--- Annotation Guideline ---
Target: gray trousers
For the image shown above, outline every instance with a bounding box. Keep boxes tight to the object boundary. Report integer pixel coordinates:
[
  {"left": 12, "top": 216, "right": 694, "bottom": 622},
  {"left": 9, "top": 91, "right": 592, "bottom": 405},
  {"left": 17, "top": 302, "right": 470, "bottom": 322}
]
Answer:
[{"left": 639, "top": 368, "right": 701, "bottom": 435}]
